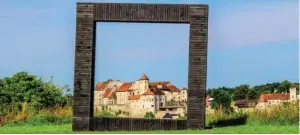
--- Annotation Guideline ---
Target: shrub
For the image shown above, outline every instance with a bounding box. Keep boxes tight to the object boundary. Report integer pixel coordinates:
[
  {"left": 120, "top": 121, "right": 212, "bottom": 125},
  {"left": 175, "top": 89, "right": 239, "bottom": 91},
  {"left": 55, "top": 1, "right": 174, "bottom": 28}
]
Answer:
[
  {"left": 144, "top": 112, "right": 155, "bottom": 119},
  {"left": 115, "top": 110, "right": 122, "bottom": 116},
  {"left": 95, "top": 110, "right": 115, "bottom": 117}
]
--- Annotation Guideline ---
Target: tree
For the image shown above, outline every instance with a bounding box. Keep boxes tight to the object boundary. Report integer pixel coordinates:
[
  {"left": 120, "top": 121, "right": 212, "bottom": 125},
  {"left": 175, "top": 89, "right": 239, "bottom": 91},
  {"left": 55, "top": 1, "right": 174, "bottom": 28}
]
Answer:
[
  {"left": 277, "top": 80, "right": 292, "bottom": 93},
  {"left": 233, "top": 84, "right": 250, "bottom": 100},
  {"left": 206, "top": 89, "right": 212, "bottom": 96},
  {"left": 0, "top": 72, "right": 71, "bottom": 115},
  {"left": 247, "top": 89, "right": 259, "bottom": 99},
  {"left": 210, "top": 89, "right": 232, "bottom": 113}
]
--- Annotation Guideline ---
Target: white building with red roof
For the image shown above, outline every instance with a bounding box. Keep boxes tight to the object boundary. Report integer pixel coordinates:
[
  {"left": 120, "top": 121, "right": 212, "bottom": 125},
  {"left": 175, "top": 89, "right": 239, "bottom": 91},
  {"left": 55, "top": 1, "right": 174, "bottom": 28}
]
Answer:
[{"left": 255, "top": 87, "right": 299, "bottom": 109}]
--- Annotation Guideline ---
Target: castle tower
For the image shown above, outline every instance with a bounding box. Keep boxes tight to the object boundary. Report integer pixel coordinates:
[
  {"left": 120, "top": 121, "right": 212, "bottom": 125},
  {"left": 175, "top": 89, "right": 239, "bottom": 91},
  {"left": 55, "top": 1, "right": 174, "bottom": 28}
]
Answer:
[
  {"left": 289, "top": 87, "right": 297, "bottom": 101},
  {"left": 136, "top": 74, "right": 149, "bottom": 95},
  {"left": 181, "top": 87, "right": 188, "bottom": 102}
]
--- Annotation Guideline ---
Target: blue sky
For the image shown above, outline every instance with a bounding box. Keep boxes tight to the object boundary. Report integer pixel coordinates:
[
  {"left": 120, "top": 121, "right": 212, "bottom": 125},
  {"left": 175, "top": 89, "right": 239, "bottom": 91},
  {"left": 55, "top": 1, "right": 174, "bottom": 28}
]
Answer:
[{"left": 0, "top": 0, "right": 299, "bottom": 90}]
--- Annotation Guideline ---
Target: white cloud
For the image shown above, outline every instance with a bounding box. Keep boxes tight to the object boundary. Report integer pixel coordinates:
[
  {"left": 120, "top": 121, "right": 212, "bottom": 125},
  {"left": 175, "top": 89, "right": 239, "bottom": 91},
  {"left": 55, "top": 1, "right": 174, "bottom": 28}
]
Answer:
[{"left": 209, "top": 1, "right": 299, "bottom": 48}]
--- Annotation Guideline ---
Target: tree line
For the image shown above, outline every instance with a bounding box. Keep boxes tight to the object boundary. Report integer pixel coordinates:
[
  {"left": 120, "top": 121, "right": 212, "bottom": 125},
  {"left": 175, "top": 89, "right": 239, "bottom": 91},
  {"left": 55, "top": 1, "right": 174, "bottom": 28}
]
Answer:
[{"left": 0, "top": 72, "right": 298, "bottom": 116}]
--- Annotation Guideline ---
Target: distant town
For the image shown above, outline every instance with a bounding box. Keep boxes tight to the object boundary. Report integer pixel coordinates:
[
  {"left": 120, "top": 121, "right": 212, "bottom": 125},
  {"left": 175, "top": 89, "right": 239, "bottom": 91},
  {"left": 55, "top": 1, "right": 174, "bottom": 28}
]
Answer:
[{"left": 94, "top": 74, "right": 187, "bottom": 119}]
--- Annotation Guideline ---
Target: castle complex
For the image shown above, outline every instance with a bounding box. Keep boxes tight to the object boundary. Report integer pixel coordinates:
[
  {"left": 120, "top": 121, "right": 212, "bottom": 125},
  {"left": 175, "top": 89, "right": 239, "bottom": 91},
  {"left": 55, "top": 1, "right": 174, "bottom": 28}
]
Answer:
[{"left": 94, "top": 74, "right": 188, "bottom": 118}]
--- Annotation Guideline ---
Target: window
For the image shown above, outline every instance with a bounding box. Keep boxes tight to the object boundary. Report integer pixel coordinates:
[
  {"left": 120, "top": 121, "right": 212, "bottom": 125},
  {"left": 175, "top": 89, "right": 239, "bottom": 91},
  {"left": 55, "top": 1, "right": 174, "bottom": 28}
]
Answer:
[{"left": 151, "top": 105, "right": 154, "bottom": 107}]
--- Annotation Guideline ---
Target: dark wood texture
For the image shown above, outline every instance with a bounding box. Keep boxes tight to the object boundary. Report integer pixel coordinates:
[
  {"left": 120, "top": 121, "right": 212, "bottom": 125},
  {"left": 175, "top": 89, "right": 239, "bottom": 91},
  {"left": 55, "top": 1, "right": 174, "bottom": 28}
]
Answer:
[
  {"left": 74, "top": 2, "right": 208, "bottom": 131},
  {"left": 93, "top": 117, "right": 186, "bottom": 131}
]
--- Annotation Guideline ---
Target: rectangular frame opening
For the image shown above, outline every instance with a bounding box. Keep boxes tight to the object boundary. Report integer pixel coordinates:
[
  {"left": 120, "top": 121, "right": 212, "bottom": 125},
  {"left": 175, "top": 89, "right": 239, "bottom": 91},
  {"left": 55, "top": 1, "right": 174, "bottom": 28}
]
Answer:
[{"left": 73, "top": 2, "right": 208, "bottom": 131}]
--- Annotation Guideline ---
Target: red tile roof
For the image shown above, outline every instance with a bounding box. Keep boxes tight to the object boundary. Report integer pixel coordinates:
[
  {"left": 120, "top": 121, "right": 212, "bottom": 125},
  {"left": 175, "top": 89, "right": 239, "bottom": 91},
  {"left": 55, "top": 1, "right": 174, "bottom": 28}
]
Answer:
[
  {"left": 167, "top": 85, "right": 180, "bottom": 92},
  {"left": 103, "top": 88, "right": 112, "bottom": 98},
  {"left": 108, "top": 92, "right": 116, "bottom": 98},
  {"left": 206, "top": 96, "right": 211, "bottom": 107},
  {"left": 143, "top": 88, "right": 154, "bottom": 95},
  {"left": 234, "top": 99, "right": 258, "bottom": 108},
  {"left": 154, "top": 83, "right": 170, "bottom": 91},
  {"left": 206, "top": 96, "right": 210, "bottom": 103},
  {"left": 116, "top": 83, "right": 132, "bottom": 92},
  {"left": 143, "top": 88, "right": 165, "bottom": 95},
  {"left": 149, "top": 82, "right": 170, "bottom": 91},
  {"left": 128, "top": 95, "right": 141, "bottom": 100},
  {"left": 139, "top": 74, "right": 149, "bottom": 80},
  {"left": 149, "top": 81, "right": 170, "bottom": 86},
  {"left": 95, "top": 82, "right": 108, "bottom": 91},
  {"left": 258, "top": 93, "right": 289, "bottom": 102}
]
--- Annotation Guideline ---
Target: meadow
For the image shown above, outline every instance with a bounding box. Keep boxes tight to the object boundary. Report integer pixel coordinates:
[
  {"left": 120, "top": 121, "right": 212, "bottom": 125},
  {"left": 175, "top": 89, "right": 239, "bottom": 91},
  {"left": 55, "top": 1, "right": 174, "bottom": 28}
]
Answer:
[
  {"left": 0, "top": 124, "right": 298, "bottom": 134},
  {"left": 0, "top": 102, "right": 299, "bottom": 134}
]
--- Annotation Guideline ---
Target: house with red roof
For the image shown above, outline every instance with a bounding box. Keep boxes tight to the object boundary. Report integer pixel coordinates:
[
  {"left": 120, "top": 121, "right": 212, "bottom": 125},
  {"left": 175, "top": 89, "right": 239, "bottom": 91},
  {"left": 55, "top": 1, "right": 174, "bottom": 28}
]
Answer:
[
  {"left": 94, "top": 82, "right": 108, "bottom": 106},
  {"left": 115, "top": 82, "right": 132, "bottom": 105},
  {"left": 94, "top": 80, "right": 123, "bottom": 111},
  {"left": 140, "top": 87, "right": 165, "bottom": 113},
  {"left": 255, "top": 87, "right": 299, "bottom": 109}
]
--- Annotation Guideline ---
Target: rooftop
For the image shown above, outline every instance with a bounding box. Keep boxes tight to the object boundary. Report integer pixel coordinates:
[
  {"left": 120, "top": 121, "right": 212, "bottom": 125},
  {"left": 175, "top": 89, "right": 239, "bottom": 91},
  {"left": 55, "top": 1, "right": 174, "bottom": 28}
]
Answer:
[
  {"left": 139, "top": 74, "right": 149, "bottom": 80},
  {"left": 258, "top": 93, "right": 289, "bottom": 102}
]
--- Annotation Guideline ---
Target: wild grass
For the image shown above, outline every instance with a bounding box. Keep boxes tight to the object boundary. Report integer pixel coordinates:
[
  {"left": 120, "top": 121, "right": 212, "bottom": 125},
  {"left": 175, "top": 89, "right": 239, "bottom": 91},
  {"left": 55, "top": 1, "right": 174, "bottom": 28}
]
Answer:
[
  {"left": 1, "top": 101, "right": 298, "bottom": 134},
  {"left": 247, "top": 101, "right": 299, "bottom": 125},
  {"left": 206, "top": 101, "right": 299, "bottom": 126},
  {"left": 2, "top": 102, "right": 72, "bottom": 126}
]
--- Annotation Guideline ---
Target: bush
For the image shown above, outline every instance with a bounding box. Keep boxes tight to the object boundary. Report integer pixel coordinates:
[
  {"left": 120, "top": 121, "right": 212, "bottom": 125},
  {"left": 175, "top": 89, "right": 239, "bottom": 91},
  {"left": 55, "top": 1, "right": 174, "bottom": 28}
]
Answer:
[
  {"left": 144, "top": 112, "right": 155, "bottom": 119},
  {"left": 0, "top": 72, "right": 72, "bottom": 126},
  {"left": 95, "top": 110, "right": 115, "bottom": 117},
  {"left": 115, "top": 110, "right": 122, "bottom": 116}
]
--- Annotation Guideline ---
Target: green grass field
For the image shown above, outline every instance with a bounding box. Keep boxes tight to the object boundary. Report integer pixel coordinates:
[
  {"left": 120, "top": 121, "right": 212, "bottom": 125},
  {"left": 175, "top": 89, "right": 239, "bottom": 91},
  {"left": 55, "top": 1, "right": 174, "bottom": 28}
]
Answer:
[{"left": 0, "top": 124, "right": 299, "bottom": 134}]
